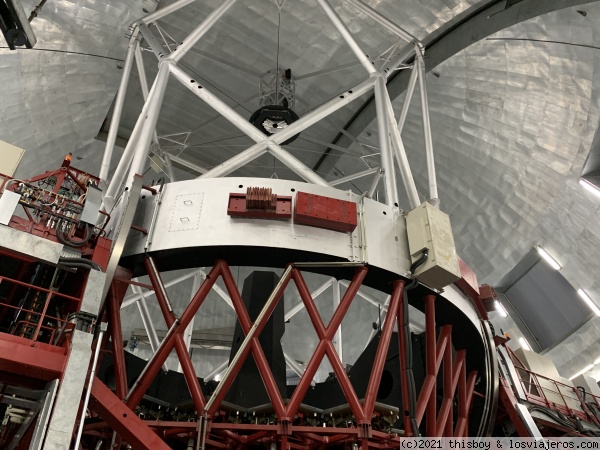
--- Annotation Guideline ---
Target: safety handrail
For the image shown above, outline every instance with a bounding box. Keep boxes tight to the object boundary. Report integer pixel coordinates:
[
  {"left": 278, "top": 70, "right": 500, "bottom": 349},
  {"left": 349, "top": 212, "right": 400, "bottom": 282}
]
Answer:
[{"left": 508, "top": 350, "right": 600, "bottom": 425}]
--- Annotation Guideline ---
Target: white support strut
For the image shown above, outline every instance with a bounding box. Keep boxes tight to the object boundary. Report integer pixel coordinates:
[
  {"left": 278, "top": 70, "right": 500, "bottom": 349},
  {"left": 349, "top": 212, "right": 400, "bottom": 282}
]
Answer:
[
  {"left": 99, "top": 29, "right": 139, "bottom": 187},
  {"left": 373, "top": 75, "right": 399, "bottom": 207},
  {"left": 416, "top": 44, "right": 439, "bottom": 206}
]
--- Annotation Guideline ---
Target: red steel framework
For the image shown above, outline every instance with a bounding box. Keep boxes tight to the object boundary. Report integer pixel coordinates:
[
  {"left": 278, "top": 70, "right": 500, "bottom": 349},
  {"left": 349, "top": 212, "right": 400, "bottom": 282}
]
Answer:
[
  {"left": 81, "top": 258, "right": 480, "bottom": 449},
  {"left": 0, "top": 249, "right": 96, "bottom": 449}
]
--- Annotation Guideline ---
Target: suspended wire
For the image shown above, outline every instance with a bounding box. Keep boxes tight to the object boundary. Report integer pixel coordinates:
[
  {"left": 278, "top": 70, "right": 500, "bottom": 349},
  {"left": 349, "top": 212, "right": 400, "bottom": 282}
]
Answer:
[
  {"left": 273, "top": 0, "right": 282, "bottom": 177},
  {"left": 0, "top": 46, "right": 124, "bottom": 62},
  {"left": 274, "top": 0, "right": 285, "bottom": 104}
]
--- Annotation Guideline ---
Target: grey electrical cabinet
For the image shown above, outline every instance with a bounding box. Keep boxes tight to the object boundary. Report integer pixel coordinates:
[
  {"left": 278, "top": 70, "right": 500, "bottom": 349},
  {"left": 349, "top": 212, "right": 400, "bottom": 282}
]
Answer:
[
  {"left": 0, "top": 140, "right": 24, "bottom": 192},
  {"left": 405, "top": 202, "right": 461, "bottom": 290}
]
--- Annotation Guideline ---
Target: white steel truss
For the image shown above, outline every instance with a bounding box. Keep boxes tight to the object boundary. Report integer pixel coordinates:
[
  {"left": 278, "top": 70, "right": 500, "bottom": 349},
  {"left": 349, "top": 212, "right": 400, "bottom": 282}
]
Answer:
[{"left": 100, "top": 0, "right": 440, "bottom": 212}]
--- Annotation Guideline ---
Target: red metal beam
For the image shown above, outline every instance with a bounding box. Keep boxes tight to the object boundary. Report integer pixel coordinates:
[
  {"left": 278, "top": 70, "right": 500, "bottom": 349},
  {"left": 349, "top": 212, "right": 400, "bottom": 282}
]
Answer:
[
  {"left": 435, "top": 326, "right": 451, "bottom": 373},
  {"left": 146, "top": 421, "right": 402, "bottom": 448},
  {"left": 396, "top": 281, "right": 414, "bottom": 436},
  {"left": 412, "top": 293, "right": 477, "bottom": 438},
  {"left": 89, "top": 377, "right": 172, "bottom": 450},
  {"left": 93, "top": 260, "right": 481, "bottom": 444},
  {"left": 324, "top": 340, "right": 366, "bottom": 425},
  {"left": 144, "top": 255, "right": 207, "bottom": 413},
  {"left": 30, "top": 292, "right": 52, "bottom": 342},
  {"left": 126, "top": 261, "right": 222, "bottom": 410},
  {"left": 424, "top": 295, "right": 437, "bottom": 436},
  {"left": 107, "top": 287, "right": 127, "bottom": 399},
  {"left": 497, "top": 378, "right": 533, "bottom": 438},
  {"left": 0, "top": 334, "right": 66, "bottom": 380},
  {"left": 454, "top": 371, "right": 477, "bottom": 437},
  {"left": 363, "top": 280, "right": 404, "bottom": 419},
  {"left": 415, "top": 295, "right": 438, "bottom": 431},
  {"left": 285, "top": 267, "right": 368, "bottom": 422},
  {"left": 285, "top": 339, "right": 328, "bottom": 419},
  {"left": 220, "top": 263, "right": 287, "bottom": 418},
  {"left": 206, "top": 266, "right": 291, "bottom": 417},
  {"left": 436, "top": 325, "right": 454, "bottom": 437}
]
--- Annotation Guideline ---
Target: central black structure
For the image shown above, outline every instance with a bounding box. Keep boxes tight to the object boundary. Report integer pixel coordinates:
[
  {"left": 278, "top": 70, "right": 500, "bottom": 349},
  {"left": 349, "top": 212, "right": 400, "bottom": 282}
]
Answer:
[{"left": 225, "top": 271, "right": 287, "bottom": 407}]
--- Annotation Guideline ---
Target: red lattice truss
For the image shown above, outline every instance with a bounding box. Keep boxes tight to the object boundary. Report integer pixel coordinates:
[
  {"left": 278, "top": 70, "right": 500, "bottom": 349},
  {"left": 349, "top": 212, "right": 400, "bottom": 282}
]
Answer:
[{"left": 85, "top": 258, "right": 479, "bottom": 449}]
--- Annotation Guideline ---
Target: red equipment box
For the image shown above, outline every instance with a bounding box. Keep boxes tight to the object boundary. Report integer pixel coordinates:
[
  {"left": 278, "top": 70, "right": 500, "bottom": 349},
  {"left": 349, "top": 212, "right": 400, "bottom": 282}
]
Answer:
[
  {"left": 294, "top": 191, "right": 357, "bottom": 232},
  {"left": 227, "top": 187, "right": 292, "bottom": 219},
  {"left": 456, "top": 256, "right": 479, "bottom": 295}
]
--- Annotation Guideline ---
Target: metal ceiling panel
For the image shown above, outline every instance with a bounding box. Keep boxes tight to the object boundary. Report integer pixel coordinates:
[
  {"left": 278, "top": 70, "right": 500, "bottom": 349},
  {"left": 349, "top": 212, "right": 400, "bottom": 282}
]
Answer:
[{"left": 0, "top": 0, "right": 146, "bottom": 179}]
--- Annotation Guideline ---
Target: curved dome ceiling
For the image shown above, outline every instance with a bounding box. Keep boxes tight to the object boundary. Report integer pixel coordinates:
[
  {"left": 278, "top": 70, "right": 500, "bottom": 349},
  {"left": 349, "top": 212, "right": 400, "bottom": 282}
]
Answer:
[{"left": 0, "top": 0, "right": 147, "bottom": 177}]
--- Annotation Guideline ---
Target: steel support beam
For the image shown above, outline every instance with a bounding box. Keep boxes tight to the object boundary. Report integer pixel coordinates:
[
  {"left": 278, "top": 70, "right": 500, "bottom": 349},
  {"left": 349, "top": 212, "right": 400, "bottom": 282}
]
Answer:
[
  {"left": 415, "top": 46, "right": 438, "bottom": 205},
  {"left": 397, "top": 64, "right": 418, "bottom": 134},
  {"left": 42, "top": 331, "right": 94, "bottom": 450},
  {"left": 316, "top": 0, "right": 376, "bottom": 75},
  {"left": 133, "top": 285, "right": 169, "bottom": 372},
  {"left": 204, "top": 360, "right": 228, "bottom": 382},
  {"left": 199, "top": 269, "right": 234, "bottom": 309},
  {"left": 283, "top": 351, "right": 314, "bottom": 386},
  {"left": 107, "top": 286, "right": 128, "bottom": 400},
  {"left": 266, "top": 141, "right": 330, "bottom": 186},
  {"left": 268, "top": 78, "right": 376, "bottom": 146},
  {"left": 285, "top": 267, "right": 368, "bottom": 423},
  {"left": 373, "top": 75, "right": 399, "bottom": 207},
  {"left": 73, "top": 325, "right": 106, "bottom": 450},
  {"left": 329, "top": 167, "right": 380, "bottom": 187},
  {"left": 99, "top": 30, "right": 139, "bottom": 187},
  {"left": 170, "top": 0, "right": 238, "bottom": 63},
  {"left": 125, "top": 262, "right": 221, "bottom": 410},
  {"left": 344, "top": 0, "right": 418, "bottom": 43},
  {"left": 285, "top": 277, "right": 334, "bottom": 322},
  {"left": 205, "top": 265, "right": 292, "bottom": 416},
  {"left": 122, "top": 270, "right": 200, "bottom": 308},
  {"left": 198, "top": 141, "right": 268, "bottom": 180},
  {"left": 367, "top": 169, "right": 382, "bottom": 198},
  {"left": 134, "top": 39, "right": 160, "bottom": 146},
  {"left": 177, "top": 271, "right": 202, "bottom": 373},
  {"left": 163, "top": 152, "right": 176, "bottom": 181},
  {"left": 171, "top": 62, "right": 373, "bottom": 186},
  {"left": 169, "top": 63, "right": 266, "bottom": 142},
  {"left": 140, "top": 0, "right": 196, "bottom": 25},
  {"left": 90, "top": 377, "right": 171, "bottom": 450},
  {"left": 380, "top": 76, "right": 420, "bottom": 208},
  {"left": 0, "top": 337, "right": 65, "bottom": 381},
  {"left": 127, "top": 62, "right": 171, "bottom": 186},
  {"left": 138, "top": 22, "right": 166, "bottom": 60},
  {"left": 169, "top": 153, "right": 208, "bottom": 175},
  {"left": 396, "top": 281, "right": 415, "bottom": 436},
  {"left": 143, "top": 256, "right": 206, "bottom": 413},
  {"left": 363, "top": 280, "right": 403, "bottom": 418},
  {"left": 332, "top": 281, "right": 343, "bottom": 362},
  {"left": 28, "top": 380, "right": 58, "bottom": 450}
]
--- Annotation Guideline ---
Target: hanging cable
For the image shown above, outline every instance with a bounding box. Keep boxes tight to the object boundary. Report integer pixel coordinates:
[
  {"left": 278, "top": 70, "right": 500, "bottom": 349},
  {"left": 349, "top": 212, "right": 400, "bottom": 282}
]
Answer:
[
  {"left": 274, "top": 0, "right": 285, "bottom": 105},
  {"left": 57, "top": 222, "right": 92, "bottom": 248},
  {"left": 58, "top": 257, "right": 102, "bottom": 271}
]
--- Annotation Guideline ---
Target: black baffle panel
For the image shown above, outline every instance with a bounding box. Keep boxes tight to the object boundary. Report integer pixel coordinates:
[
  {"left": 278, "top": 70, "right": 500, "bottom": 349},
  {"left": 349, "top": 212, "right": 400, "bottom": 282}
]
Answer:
[{"left": 225, "top": 271, "right": 286, "bottom": 407}]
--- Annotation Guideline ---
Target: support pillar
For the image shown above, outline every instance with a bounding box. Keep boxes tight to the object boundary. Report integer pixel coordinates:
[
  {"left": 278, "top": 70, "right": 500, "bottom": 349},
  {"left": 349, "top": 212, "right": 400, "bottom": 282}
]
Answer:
[{"left": 42, "top": 269, "right": 106, "bottom": 450}]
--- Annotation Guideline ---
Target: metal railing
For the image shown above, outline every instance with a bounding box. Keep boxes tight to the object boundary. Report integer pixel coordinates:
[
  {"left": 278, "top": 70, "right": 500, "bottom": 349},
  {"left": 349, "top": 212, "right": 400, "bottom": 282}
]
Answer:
[
  {"left": 508, "top": 351, "right": 600, "bottom": 426},
  {"left": 0, "top": 274, "right": 79, "bottom": 346}
]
